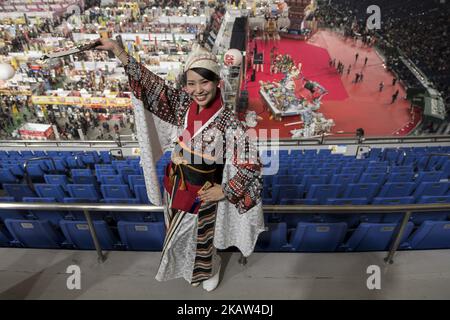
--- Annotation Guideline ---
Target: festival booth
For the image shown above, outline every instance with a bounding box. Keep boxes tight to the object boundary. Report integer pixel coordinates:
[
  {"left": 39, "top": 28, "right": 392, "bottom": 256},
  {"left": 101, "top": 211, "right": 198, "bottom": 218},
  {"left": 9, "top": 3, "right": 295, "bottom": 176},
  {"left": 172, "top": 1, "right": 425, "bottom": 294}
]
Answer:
[{"left": 18, "top": 123, "right": 55, "bottom": 140}]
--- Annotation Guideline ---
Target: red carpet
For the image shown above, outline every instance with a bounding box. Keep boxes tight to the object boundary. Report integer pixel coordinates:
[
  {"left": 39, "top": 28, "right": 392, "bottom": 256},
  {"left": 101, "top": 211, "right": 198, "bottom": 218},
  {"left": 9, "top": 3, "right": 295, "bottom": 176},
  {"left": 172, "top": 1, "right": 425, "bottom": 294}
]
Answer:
[{"left": 243, "top": 31, "right": 421, "bottom": 138}]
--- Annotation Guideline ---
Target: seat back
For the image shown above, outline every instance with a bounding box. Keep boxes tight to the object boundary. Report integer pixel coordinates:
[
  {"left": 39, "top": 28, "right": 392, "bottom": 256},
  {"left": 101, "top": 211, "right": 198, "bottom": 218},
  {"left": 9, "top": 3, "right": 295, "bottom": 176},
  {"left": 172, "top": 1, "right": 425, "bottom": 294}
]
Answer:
[
  {"left": 3, "top": 184, "right": 37, "bottom": 201},
  {"left": 59, "top": 220, "right": 117, "bottom": 250},
  {"left": 101, "top": 184, "right": 132, "bottom": 199},
  {"left": 407, "top": 221, "right": 450, "bottom": 249},
  {"left": 35, "top": 184, "right": 67, "bottom": 202},
  {"left": 345, "top": 222, "right": 414, "bottom": 251},
  {"left": 118, "top": 221, "right": 165, "bottom": 251},
  {"left": 290, "top": 222, "right": 347, "bottom": 252},
  {"left": 4, "top": 219, "right": 62, "bottom": 249},
  {"left": 23, "top": 197, "right": 65, "bottom": 226},
  {"left": 255, "top": 223, "right": 288, "bottom": 251},
  {"left": 67, "top": 184, "right": 101, "bottom": 201},
  {"left": 307, "top": 184, "right": 340, "bottom": 204}
]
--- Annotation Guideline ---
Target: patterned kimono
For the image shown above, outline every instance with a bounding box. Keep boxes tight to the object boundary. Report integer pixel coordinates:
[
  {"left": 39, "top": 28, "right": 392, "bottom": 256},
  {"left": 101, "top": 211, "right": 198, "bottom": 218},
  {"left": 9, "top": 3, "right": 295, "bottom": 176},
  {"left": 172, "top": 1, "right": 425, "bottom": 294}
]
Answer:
[{"left": 125, "top": 57, "right": 265, "bottom": 284}]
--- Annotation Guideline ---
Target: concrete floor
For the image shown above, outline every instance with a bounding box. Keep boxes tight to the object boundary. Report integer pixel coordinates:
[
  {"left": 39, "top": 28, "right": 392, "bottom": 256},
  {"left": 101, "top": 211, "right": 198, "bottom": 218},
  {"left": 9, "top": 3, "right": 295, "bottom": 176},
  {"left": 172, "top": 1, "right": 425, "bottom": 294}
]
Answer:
[{"left": 1, "top": 248, "right": 450, "bottom": 300}]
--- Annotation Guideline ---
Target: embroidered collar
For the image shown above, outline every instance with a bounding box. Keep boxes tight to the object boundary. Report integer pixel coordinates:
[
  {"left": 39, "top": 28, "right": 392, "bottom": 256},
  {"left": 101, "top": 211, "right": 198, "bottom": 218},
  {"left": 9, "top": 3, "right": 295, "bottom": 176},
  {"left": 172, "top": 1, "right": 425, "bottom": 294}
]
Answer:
[{"left": 182, "top": 89, "right": 223, "bottom": 139}]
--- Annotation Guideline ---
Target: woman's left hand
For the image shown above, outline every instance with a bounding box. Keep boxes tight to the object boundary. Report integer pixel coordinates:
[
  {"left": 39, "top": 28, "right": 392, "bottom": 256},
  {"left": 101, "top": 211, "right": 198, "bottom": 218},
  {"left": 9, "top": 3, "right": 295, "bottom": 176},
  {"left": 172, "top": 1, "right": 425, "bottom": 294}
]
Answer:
[{"left": 198, "top": 184, "right": 225, "bottom": 203}]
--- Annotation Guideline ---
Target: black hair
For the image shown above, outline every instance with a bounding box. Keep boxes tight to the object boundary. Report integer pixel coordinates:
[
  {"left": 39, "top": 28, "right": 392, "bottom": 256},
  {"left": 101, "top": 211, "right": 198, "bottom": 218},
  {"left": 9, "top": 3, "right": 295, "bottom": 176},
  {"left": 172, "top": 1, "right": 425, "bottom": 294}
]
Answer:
[{"left": 180, "top": 67, "right": 220, "bottom": 86}]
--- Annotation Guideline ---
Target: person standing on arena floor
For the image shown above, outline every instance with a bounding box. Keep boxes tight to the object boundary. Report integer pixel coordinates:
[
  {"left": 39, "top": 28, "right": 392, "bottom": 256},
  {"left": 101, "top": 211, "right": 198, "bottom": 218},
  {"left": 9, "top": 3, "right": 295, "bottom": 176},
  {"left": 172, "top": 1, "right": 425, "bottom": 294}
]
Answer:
[
  {"left": 95, "top": 39, "right": 265, "bottom": 292},
  {"left": 391, "top": 89, "right": 400, "bottom": 104},
  {"left": 379, "top": 81, "right": 384, "bottom": 92}
]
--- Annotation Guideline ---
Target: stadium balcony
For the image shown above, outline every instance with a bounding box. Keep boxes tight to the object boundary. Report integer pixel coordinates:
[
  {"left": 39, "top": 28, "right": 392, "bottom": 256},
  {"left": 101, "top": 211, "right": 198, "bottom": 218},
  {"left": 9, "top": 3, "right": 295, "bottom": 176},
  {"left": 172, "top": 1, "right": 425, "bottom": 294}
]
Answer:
[{"left": 1, "top": 136, "right": 450, "bottom": 263}]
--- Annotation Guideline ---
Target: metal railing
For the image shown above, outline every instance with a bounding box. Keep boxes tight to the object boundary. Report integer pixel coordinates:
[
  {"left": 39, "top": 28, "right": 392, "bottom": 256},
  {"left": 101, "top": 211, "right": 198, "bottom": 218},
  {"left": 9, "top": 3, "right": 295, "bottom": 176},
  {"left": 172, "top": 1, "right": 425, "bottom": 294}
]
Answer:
[
  {"left": 1, "top": 202, "right": 449, "bottom": 264},
  {"left": 2, "top": 135, "right": 450, "bottom": 150}
]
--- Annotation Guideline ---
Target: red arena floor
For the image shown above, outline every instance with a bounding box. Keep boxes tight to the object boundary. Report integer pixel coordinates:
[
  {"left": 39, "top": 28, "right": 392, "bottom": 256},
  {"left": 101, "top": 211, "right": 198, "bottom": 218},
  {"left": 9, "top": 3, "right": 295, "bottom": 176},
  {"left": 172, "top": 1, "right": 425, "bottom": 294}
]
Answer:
[{"left": 244, "top": 30, "right": 421, "bottom": 138}]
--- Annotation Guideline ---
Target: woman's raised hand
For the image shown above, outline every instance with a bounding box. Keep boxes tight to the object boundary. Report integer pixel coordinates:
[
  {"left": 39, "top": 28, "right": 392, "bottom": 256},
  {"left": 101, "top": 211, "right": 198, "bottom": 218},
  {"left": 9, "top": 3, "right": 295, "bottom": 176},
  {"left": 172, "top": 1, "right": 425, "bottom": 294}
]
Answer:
[{"left": 94, "top": 38, "right": 120, "bottom": 53}]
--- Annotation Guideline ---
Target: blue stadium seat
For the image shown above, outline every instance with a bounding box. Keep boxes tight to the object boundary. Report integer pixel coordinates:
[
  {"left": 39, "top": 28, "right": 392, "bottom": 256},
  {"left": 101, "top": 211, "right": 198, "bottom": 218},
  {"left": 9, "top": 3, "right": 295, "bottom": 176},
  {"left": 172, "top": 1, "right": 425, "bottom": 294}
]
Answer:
[
  {"left": 19, "top": 151, "right": 34, "bottom": 157},
  {"left": 44, "top": 159, "right": 67, "bottom": 173},
  {"left": 413, "top": 181, "right": 450, "bottom": 199},
  {"left": 44, "top": 175, "right": 69, "bottom": 192},
  {"left": 95, "top": 164, "right": 115, "bottom": 171},
  {"left": 273, "top": 184, "right": 304, "bottom": 204},
  {"left": 34, "top": 184, "right": 67, "bottom": 202},
  {"left": 387, "top": 173, "right": 415, "bottom": 183},
  {"left": 71, "top": 169, "right": 93, "bottom": 176},
  {"left": 340, "top": 166, "right": 364, "bottom": 179},
  {"left": 7, "top": 151, "right": 21, "bottom": 158},
  {"left": 103, "top": 198, "right": 154, "bottom": 222},
  {"left": 73, "top": 175, "right": 99, "bottom": 185},
  {"left": 390, "top": 166, "right": 414, "bottom": 173},
  {"left": 0, "top": 197, "right": 25, "bottom": 221},
  {"left": 135, "top": 185, "right": 151, "bottom": 204},
  {"left": 25, "top": 163, "right": 48, "bottom": 181},
  {"left": 273, "top": 175, "right": 295, "bottom": 185},
  {"left": 95, "top": 169, "right": 117, "bottom": 181},
  {"left": 411, "top": 195, "right": 450, "bottom": 225},
  {"left": 330, "top": 174, "right": 358, "bottom": 189},
  {"left": 343, "top": 222, "right": 414, "bottom": 252},
  {"left": 5, "top": 219, "right": 63, "bottom": 249},
  {"left": 0, "top": 225, "right": 12, "bottom": 247},
  {"left": 364, "top": 166, "right": 388, "bottom": 174},
  {"left": 276, "top": 212, "right": 319, "bottom": 228},
  {"left": 315, "top": 168, "right": 339, "bottom": 177},
  {"left": 4, "top": 164, "right": 25, "bottom": 177},
  {"left": 67, "top": 184, "right": 101, "bottom": 201},
  {"left": 118, "top": 221, "right": 165, "bottom": 251},
  {"left": 32, "top": 151, "right": 47, "bottom": 157},
  {"left": 307, "top": 184, "right": 341, "bottom": 204},
  {"left": 359, "top": 173, "right": 387, "bottom": 185},
  {"left": 62, "top": 198, "right": 105, "bottom": 221},
  {"left": 65, "top": 156, "right": 84, "bottom": 169},
  {"left": 59, "top": 220, "right": 118, "bottom": 250},
  {"left": 101, "top": 184, "right": 132, "bottom": 199},
  {"left": 372, "top": 196, "right": 415, "bottom": 223},
  {"left": 255, "top": 223, "right": 289, "bottom": 252},
  {"left": 289, "top": 222, "right": 347, "bottom": 252},
  {"left": 0, "top": 168, "right": 19, "bottom": 184},
  {"left": 343, "top": 183, "right": 380, "bottom": 202},
  {"left": 404, "top": 221, "right": 450, "bottom": 250},
  {"left": 118, "top": 168, "right": 141, "bottom": 183},
  {"left": 293, "top": 199, "right": 320, "bottom": 205},
  {"left": 415, "top": 171, "right": 443, "bottom": 185},
  {"left": 322, "top": 198, "right": 370, "bottom": 227},
  {"left": 99, "top": 151, "right": 113, "bottom": 164},
  {"left": 301, "top": 175, "right": 328, "bottom": 191},
  {"left": 3, "top": 184, "right": 37, "bottom": 201},
  {"left": 326, "top": 198, "right": 369, "bottom": 205},
  {"left": 377, "top": 182, "right": 416, "bottom": 198},
  {"left": 23, "top": 197, "right": 65, "bottom": 226},
  {"left": 128, "top": 175, "right": 146, "bottom": 192},
  {"left": 100, "top": 175, "right": 124, "bottom": 185}
]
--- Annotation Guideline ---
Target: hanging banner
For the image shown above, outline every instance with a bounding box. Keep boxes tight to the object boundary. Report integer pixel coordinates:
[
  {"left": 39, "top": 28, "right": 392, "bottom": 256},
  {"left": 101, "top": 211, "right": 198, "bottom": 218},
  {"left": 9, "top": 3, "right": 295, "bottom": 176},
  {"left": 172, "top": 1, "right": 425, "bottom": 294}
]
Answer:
[{"left": 31, "top": 96, "right": 132, "bottom": 108}]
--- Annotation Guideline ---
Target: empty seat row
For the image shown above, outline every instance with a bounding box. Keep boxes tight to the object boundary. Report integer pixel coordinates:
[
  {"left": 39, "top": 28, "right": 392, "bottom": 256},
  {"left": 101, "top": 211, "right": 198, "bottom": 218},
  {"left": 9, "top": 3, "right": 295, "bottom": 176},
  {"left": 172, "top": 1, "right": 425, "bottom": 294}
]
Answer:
[
  {"left": 0, "top": 219, "right": 165, "bottom": 251},
  {"left": 255, "top": 220, "right": 450, "bottom": 252}
]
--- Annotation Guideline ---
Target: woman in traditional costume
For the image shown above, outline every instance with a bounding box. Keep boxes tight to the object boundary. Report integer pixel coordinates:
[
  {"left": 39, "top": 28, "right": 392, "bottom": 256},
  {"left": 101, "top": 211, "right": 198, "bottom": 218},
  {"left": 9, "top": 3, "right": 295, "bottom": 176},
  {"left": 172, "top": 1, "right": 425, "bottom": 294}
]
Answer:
[{"left": 95, "top": 39, "right": 265, "bottom": 291}]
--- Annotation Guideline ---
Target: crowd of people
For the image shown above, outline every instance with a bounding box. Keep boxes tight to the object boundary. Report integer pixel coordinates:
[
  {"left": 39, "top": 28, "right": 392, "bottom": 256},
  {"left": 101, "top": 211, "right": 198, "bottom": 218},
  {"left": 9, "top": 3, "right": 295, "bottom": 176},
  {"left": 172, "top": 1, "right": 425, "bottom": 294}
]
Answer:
[{"left": 315, "top": 0, "right": 450, "bottom": 114}]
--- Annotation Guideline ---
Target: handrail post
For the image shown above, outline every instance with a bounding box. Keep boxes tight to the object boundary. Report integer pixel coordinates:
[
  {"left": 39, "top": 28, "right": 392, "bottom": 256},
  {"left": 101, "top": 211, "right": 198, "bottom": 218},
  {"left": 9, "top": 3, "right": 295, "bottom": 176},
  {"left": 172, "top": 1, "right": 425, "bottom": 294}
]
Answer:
[
  {"left": 238, "top": 253, "right": 247, "bottom": 266},
  {"left": 384, "top": 211, "right": 412, "bottom": 264},
  {"left": 83, "top": 209, "right": 106, "bottom": 263}
]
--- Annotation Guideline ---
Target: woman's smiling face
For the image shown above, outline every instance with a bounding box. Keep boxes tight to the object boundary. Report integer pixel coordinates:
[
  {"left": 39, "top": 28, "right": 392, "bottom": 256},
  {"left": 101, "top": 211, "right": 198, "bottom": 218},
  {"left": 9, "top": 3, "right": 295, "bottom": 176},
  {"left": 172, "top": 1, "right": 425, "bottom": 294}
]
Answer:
[{"left": 185, "top": 70, "right": 218, "bottom": 107}]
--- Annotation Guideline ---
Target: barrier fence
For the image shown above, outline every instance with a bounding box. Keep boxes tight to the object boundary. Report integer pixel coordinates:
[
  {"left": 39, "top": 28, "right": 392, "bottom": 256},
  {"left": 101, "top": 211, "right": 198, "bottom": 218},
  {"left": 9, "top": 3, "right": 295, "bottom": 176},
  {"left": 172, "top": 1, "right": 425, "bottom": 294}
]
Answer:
[{"left": 1, "top": 202, "right": 449, "bottom": 264}]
